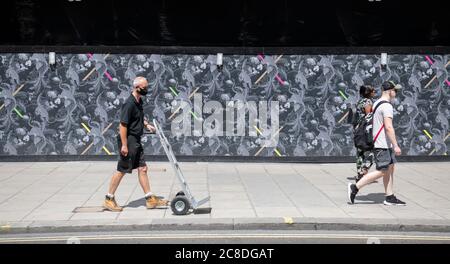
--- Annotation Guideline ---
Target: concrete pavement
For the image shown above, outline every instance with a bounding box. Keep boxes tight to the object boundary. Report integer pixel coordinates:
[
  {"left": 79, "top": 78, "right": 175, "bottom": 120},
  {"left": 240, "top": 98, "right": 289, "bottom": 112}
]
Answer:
[{"left": 0, "top": 161, "right": 450, "bottom": 233}]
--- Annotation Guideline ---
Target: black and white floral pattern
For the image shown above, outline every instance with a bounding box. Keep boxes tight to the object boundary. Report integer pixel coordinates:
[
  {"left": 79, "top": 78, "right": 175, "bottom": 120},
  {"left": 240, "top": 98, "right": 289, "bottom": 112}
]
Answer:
[{"left": 0, "top": 53, "right": 448, "bottom": 157}]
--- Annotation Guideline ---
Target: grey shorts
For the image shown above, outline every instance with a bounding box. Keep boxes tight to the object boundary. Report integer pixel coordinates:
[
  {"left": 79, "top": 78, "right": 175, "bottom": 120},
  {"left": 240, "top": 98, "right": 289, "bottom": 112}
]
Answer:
[
  {"left": 374, "top": 148, "right": 396, "bottom": 171},
  {"left": 117, "top": 135, "right": 146, "bottom": 174}
]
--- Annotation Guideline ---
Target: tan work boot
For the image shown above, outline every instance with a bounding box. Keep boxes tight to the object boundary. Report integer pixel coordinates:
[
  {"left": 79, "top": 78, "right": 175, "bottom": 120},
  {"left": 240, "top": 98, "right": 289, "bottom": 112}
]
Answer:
[
  {"left": 103, "top": 196, "right": 123, "bottom": 212},
  {"left": 146, "top": 195, "right": 169, "bottom": 209}
]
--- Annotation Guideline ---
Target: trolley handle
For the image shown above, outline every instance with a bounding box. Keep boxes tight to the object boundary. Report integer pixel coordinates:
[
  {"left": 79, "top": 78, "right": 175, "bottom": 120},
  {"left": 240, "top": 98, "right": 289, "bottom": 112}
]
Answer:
[{"left": 153, "top": 119, "right": 173, "bottom": 149}]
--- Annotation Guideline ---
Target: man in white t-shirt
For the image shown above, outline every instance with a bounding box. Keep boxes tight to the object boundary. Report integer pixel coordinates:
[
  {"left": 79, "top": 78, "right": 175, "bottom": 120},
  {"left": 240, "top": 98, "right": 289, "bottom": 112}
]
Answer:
[{"left": 348, "top": 81, "right": 406, "bottom": 206}]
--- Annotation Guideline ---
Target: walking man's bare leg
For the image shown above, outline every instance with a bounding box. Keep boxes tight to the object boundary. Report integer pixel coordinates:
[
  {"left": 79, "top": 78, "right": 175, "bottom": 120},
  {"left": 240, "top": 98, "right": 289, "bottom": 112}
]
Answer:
[
  {"left": 349, "top": 169, "right": 385, "bottom": 204},
  {"left": 138, "top": 166, "right": 151, "bottom": 194},
  {"left": 108, "top": 171, "right": 126, "bottom": 195},
  {"left": 138, "top": 166, "right": 169, "bottom": 209},
  {"left": 104, "top": 171, "right": 126, "bottom": 212},
  {"left": 383, "top": 164, "right": 394, "bottom": 196},
  {"left": 356, "top": 170, "right": 384, "bottom": 190}
]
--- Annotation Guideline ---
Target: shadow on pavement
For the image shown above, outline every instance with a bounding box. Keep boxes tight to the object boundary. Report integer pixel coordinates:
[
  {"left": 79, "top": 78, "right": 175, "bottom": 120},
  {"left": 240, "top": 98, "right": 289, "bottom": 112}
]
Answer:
[
  {"left": 125, "top": 198, "right": 146, "bottom": 208},
  {"left": 355, "top": 192, "right": 385, "bottom": 204},
  {"left": 125, "top": 197, "right": 169, "bottom": 210}
]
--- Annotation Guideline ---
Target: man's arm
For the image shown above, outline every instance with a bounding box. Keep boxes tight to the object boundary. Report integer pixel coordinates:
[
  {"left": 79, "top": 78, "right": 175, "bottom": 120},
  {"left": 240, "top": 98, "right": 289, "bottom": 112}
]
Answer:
[
  {"left": 143, "top": 119, "right": 155, "bottom": 133},
  {"left": 119, "top": 101, "right": 131, "bottom": 154},
  {"left": 119, "top": 122, "right": 128, "bottom": 156},
  {"left": 383, "top": 117, "right": 401, "bottom": 155},
  {"left": 120, "top": 122, "right": 127, "bottom": 145}
]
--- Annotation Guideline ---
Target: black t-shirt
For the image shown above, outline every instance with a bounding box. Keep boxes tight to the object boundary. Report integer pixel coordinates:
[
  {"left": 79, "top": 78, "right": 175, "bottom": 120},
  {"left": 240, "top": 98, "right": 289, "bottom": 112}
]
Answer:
[{"left": 120, "top": 94, "right": 144, "bottom": 137}]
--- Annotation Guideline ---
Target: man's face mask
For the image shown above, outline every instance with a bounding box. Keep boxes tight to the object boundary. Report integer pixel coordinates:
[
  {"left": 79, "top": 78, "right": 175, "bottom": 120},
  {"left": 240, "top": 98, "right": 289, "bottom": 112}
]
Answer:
[{"left": 137, "top": 86, "right": 148, "bottom": 96}]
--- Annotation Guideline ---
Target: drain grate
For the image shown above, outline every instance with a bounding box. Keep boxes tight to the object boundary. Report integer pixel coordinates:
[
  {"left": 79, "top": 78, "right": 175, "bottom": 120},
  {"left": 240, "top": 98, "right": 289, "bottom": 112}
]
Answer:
[
  {"left": 72, "top": 206, "right": 106, "bottom": 213},
  {"left": 193, "top": 207, "right": 212, "bottom": 214}
]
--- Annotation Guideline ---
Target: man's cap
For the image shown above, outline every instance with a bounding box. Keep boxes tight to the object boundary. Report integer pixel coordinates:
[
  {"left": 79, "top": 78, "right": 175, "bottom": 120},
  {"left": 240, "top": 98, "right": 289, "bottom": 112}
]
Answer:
[{"left": 382, "top": 81, "right": 402, "bottom": 91}]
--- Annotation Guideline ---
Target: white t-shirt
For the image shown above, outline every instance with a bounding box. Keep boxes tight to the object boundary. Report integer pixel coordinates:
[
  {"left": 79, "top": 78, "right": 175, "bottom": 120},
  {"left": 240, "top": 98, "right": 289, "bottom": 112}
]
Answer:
[{"left": 372, "top": 99, "right": 393, "bottom": 149}]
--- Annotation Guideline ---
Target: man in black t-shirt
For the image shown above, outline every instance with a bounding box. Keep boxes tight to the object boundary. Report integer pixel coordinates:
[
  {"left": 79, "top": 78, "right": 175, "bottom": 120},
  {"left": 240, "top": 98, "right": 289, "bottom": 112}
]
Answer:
[{"left": 103, "top": 77, "right": 169, "bottom": 211}]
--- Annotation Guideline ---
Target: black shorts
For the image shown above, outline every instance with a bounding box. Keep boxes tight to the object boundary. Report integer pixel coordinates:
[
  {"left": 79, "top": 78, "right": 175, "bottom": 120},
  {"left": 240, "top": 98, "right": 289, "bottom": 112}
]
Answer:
[
  {"left": 374, "top": 148, "right": 396, "bottom": 171},
  {"left": 117, "top": 134, "right": 146, "bottom": 174}
]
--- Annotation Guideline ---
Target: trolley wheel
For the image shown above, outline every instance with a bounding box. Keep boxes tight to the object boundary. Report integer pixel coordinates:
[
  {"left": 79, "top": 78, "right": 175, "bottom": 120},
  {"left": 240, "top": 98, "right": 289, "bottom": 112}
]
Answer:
[
  {"left": 170, "top": 195, "right": 190, "bottom": 215},
  {"left": 175, "top": 191, "right": 185, "bottom": 197}
]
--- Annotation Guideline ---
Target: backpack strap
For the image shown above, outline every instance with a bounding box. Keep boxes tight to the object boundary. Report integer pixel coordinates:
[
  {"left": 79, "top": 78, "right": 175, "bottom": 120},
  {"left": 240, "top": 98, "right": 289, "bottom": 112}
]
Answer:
[
  {"left": 374, "top": 125, "right": 384, "bottom": 142},
  {"left": 372, "top": 101, "right": 390, "bottom": 142},
  {"left": 372, "top": 100, "right": 389, "bottom": 115}
]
